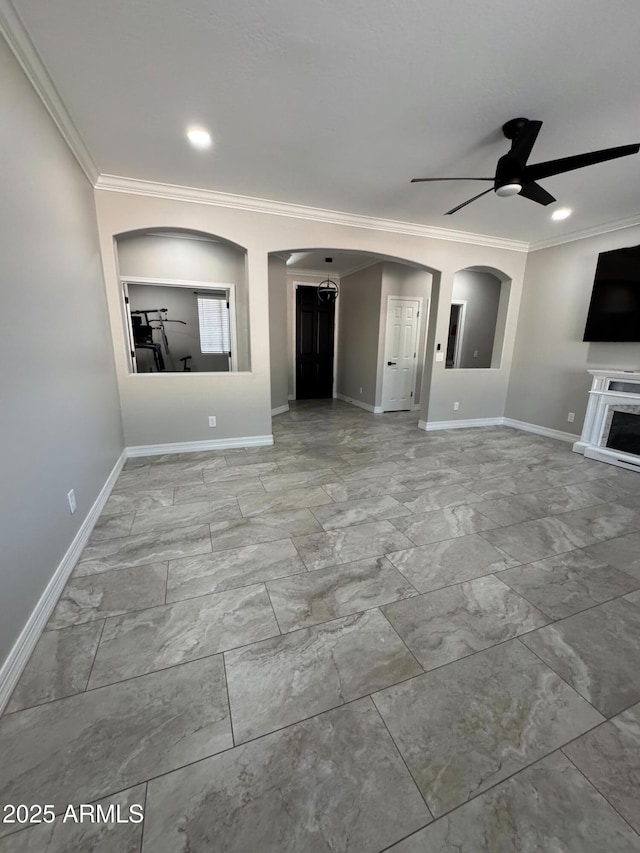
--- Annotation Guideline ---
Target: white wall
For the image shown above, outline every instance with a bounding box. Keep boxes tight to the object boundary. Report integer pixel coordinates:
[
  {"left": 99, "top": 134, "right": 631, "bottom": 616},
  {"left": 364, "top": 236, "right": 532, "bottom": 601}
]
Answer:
[
  {"left": 0, "top": 36, "right": 122, "bottom": 667},
  {"left": 451, "top": 270, "right": 502, "bottom": 369},
  {"left": 506, "top": 226, "right": 640, "bottom": 434},
  {"left": 268, "top": 256, "right": 289, "bottom": 411}
]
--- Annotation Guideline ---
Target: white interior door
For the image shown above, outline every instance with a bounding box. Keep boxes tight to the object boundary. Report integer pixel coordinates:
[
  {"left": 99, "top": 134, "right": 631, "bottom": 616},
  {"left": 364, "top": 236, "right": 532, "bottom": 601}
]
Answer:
[{"left": 382, "top": 298, "right": 420, "bottom": 411}]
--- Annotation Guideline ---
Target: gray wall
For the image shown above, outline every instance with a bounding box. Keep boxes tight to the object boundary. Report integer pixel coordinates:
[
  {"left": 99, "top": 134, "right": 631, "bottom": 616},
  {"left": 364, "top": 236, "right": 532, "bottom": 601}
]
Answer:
[
  {"left": 117, "top": 233, "right": 250, "bottom": 371},
  {"left": 336, "top": 265, "right": 383, "bottom": 407},
  {"left": 506, "top": 227, "right": 640, "bottom": 434},
  {"left": 0, "top": 37, "right": 122, "bottom": 667},
  {"left": 268, "top": 256, "right": 289, "bottom": 411},
  {"left": 451, "top": 270, "right": 501, "bottom": 368},
  {"left": 378, "top": 262, "right": 432, "bottom": 407}
]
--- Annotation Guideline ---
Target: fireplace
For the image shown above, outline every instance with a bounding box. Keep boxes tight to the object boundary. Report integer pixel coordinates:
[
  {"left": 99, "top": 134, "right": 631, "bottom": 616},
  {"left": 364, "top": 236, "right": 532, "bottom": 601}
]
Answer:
[{"left": 573, "top": 369, "right": 640, "bottom": 472}]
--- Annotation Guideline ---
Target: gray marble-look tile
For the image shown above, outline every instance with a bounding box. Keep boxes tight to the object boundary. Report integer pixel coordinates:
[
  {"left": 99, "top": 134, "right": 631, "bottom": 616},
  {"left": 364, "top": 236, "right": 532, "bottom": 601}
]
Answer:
[
  {"left": 167, "top": 538, "right": 305, "bottom": 601},
  {"left": 129, "top": 497, "right": 240, "bottom": 534},
  {"left": 267, "top": 556, "right": 417, "bottom": 631},
  {"left": 275, "top": 455, "right": 345, "bottom": 474},
  {"left": 522, "top": 598, "right": 640, "bottom": 717},
  {"left": 0, "top": 784, "right": 146, "bottom": 851},
  {"left": 209, "top": 508, "right": 321, "bottom": 551},
  {"left": 582, "top": 532, "right": 640, "bottom": 580},
  {"left": 387, "top": 534, "right": 520, "bottom": 593},
  {"left": 626, "top": 589, "right": 640, "bottom": 606},
  {"left": 479, "top": 515, "right": 599, "bottom": 563},
  {"left": 292, "top": 520, "right": 413, "bottom": 571},
  {"left": 74, "top": 525, "right": 211, "bottom": 575},
  {"left": 88, "top": 584, "right": 279, "bottom": 687},
  {"left": 498, "top": 549, "right": 640, "bottom": 619},
  {"left": 225, "top": 609, "right": 422, "bottom": 742},
  {"left": 558, "top": 501, "right": 640, "bottom": 543},
  {"left": 383, "top": 575, "right": 548, "bottom": 671},
  {"left": 259, "top": 468, "right": 338, "bottom": 492},
  {"left": 113, "top": 465, "right": 204, "bottom": 491},
  {"left": 392, "top": 467, "right": 472, "bottom": 492},
  {"left": 395, "top": 484, "right": 482, "bottom": 513},
  {"left": 340, "top": 461, "right": 404, "bottom": 481},
  {"left": 238, "top": 486, "right": 333, "bottom": 517},
  {"left": 142, "top": 699, "right": 431, "bottom": 853},
  {"left": 203, "top": 461, "right": 280, "bottom": 482},
  {"left": 473, "top": 483, "right": 611, "bottom": 527},
  {"left": 391, "top": 504, "right": 499, "bottom": 545},
  {"left": 88, "top": 512, "right": 135, "bottom": 542},
  {"left": 373, "top": 640, "right": 603, "bottom": 817},
  {"left": 320, "top": 476, "right": 406, "bottom": 502},
  {"left": 48, "top": 564, "right": 167, "bottom": 629},
  {"left": 564, "top": 701, "right": 640, "bottom": 835},
  {"left": 388, "top": 751, "right": 640, "bottom": 853},
  {"left": 0, "top": 657, "right": 231, "bottom": 814},
  {"left": 6, "top": 622, "right": 104, "bottom": 713},
  {"left": 465, "top": 465, "right": 599, "bottom": 499},
  {"left": 173, "top": 477, "right": 265, "bottom": 504},
  {"left": 103, "top": 486, "right": 174, "bottom": 516},
  {"left": 311, "top": 494, "right": 411, "bottom": 530},
  {"left": 125, "top": 453, "right": 179, "bottom": 467}
]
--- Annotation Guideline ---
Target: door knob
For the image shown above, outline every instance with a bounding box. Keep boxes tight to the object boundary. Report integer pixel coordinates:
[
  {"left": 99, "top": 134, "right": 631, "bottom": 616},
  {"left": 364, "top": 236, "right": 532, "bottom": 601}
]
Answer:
[{"left": 387, "top": 361, "right": 397, "bottom": 365}]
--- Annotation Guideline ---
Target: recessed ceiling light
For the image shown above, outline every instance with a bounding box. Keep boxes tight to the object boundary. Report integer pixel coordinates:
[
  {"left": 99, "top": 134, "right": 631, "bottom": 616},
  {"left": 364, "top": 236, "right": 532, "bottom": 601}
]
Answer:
[
  {"left": 186, "top": 127, "right": 212, "bottom": 150},
  {"left": 551, "top": 207, "right": 572, "bottom": 221}
]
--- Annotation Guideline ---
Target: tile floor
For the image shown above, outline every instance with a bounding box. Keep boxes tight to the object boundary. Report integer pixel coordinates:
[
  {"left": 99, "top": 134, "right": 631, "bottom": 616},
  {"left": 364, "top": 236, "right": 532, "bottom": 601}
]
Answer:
[{"left": 2, "top": 400, "right": 640, "bottom": 852}]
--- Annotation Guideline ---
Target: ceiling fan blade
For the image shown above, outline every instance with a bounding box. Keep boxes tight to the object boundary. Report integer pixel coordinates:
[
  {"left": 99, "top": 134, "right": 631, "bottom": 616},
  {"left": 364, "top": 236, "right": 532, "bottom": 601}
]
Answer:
[
  {"left": 445, "top": 187, "right": 494, "bottom": 215},
  {"left": 524, "top": 143, "right": 640, "bottom": 182},
  {"left": 411, "top": 177, "right": 493, "bottom": 183},
  {"left": 510, "top": 120, "right": 543, "bottom": 165},
  {"left": 519, "top": 181, "right": 556, "bottom": 206}
]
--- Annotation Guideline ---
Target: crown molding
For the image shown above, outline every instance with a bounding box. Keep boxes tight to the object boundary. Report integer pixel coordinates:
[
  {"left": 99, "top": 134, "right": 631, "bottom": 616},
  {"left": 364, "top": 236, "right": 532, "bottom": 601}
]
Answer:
[
  {"left": 95, "top": 174, "right": 530, "bottom": 253},
  {"left": 529, "top": 213, "right": 640, "bottom": 252},
  {"left": 0, "top": 0, "right": 99, "bottom": 184}
]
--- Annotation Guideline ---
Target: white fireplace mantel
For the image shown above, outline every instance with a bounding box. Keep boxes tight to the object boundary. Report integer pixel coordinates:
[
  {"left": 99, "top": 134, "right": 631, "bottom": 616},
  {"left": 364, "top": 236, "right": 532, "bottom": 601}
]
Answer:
[{"left": 573, "top": 369, "right": 640, "bottom": 472}]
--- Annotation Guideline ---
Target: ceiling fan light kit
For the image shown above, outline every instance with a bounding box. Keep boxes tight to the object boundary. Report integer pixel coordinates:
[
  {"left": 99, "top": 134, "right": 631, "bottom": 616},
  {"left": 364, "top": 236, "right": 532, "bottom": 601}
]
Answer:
[{"left": 411, "top": 117, "right": 640, "bottom": 215}]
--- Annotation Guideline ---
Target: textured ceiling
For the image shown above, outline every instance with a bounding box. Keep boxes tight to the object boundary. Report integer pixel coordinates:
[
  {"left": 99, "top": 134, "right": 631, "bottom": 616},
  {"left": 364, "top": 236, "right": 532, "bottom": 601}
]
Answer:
[{"left": 10, "top": 0, "right": 640, "bottom": 244}]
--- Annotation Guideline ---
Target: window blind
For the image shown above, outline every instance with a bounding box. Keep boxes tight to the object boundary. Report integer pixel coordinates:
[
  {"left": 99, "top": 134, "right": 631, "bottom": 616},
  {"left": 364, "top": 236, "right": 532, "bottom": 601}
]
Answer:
[{"left": 197, "top": 295, "right": 230, "bottom": 354}]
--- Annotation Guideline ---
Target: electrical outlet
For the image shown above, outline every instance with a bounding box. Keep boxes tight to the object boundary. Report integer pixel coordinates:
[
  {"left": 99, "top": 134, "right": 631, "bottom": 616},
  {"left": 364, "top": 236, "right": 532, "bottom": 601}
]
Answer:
[
  {"left": 453, "top": 401, "right": 460, "bottom": 411},
  {"left": 567, "top": 412, "right": 575, "bottom": 423},
  {"left": 208, "top": 416, "right": 217, "bottom": 428},
  {"left": 435, "top": 352, "right": 444, "bottom": 362},
  {"left": 67, "top": 489, "right": 76, "bottom": 514}
]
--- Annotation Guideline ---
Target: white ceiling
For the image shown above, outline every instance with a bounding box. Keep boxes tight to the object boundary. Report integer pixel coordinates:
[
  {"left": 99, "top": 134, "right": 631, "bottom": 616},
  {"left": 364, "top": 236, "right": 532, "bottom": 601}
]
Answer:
[{"left": 9, "top": 0, "right": 640, "bottom": 244}]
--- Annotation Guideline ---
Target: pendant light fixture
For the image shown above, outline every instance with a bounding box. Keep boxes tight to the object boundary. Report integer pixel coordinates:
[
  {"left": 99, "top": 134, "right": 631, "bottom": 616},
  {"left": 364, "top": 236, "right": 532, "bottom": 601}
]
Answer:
[{"left": 318, "top": 257, "right": 339, "bottom": 304}]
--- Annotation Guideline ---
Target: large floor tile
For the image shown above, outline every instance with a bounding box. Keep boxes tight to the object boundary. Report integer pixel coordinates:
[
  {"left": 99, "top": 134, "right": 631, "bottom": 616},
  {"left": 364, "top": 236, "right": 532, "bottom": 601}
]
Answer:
[
  {"left": 88, "top": 512, "right": 135, "bottom": 542},
  {"left": 522, "top": 598, "right": 640, "bottom": 716},
  {"left": 473, "top": 483, "right": 609, "bottom": 527},
  {"left": 173, "top": 478, "right": 265, "bottom": 503},
  {"left": 479, "top": 515, "right": 598, "bottom": 563},
  {"left": 88, "top": 584, "right": 279, "bottom": 687},
  {"left": 0, "top": 784, "right": 146, "bottom": 851},
  {"left": 75, "top": 525, "right": 211, "bottom": 575},
  {"left": 203, "top": 462, "right": 280, "bottom": 482},
  {"left": 387, "top": 534, "right": 519, "bottom": 593},
  {"left": 238, "top": 486, "right": 333, "bottom": 517},
  {"left": 6, "top": 622, "right": 103, "bottom": 713},
  {"left": 0, "top": 657, "right": 231, "bottom": 813},
  {"left": 102, "top": 486, "right": 175, "bottom": 515},
  {"left": 372, "top": 640, "right": 602, "bottom": 817},
  {"left": 391, "top": 504, "right": 499, "bottom": 545},
  {"left": 225, "top": 609, "right": 422, "bottom": 742},
  {"left": 498, "top": 549, "right": 640, "bottom": 619},
  {"left": 465, "top": 465, "right": 598, "bottom": 499},
  {"left": 558, "top": 502, "right": 640, "bottom": 542},
  {"left": 582, "top": 531, "right": 640, "bottom": 580},
  {"left": 47, "top": 563, "right": 167, "bottom": 629},
  {"left": 292, "top": 520, "right": 413, "bottom": 570},
  {"left": 166, "top": 538, "right": 305, "bottom": 601},
  {"left": 394, "top": 484, "right": 482, "bottom": 513},
  {"left": 259, "top": 469, "right": 338, "bottom": 492},
  {"left": 209, "top": 509, "right": 321, "bottom": 551},
  {"left": 143, "top": 699, "right": 431, "bottom": 853},
  {"left": 388, "top": 752, "right": 640, "bottom": 853},
  {"left": 310, "top": 494, "right": 410, "bottom": 530},
  {"left": 320, "top": 476, "right": 406, "bottom": 502},
  {"left": 267, "top": 556, "right": 417, "bottom": 631},
  {"left": 129, "top": 497, "right": 241, "bottom": 534},
  {"left": 382, "top": 575, "right": 548, "bottom": 670},
  {"left": 564, "top": 701, "right": 640, "bottom": 834}
]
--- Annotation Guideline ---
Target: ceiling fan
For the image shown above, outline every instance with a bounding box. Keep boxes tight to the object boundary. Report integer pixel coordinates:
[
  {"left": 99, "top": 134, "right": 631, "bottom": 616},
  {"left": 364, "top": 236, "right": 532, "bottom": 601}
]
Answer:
[{"left": 411, "top": 118, "right": 640, "bottom": 215}]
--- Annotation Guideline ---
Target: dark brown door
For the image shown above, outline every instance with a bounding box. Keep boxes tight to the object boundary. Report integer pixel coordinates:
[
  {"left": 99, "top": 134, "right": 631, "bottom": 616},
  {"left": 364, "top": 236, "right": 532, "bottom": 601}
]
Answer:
[{"left": 296, "top": 286, "right": 335, "bottom": 399}]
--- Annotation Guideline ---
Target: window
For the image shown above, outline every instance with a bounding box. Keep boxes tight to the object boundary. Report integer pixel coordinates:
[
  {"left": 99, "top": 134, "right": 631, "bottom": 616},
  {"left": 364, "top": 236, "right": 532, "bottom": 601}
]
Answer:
[{"left": 197, "top": 294, "right": 230, "bottom": 354}]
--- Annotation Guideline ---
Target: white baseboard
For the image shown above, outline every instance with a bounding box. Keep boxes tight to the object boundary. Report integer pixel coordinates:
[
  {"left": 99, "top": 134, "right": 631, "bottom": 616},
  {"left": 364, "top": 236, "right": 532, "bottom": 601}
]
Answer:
[
  {"left": 336, "top": 394, "right": 383, "bottom": 414},
  {"left": 287, "top": 394, "right": 296, "bottom": 401},
  {"left": 271, "top": 404, "right": 290, "bottom": 416},
  {"left": 502, "top": 418, "right": 579, "bottom": 444},
  {"left": 417, "top": 415, "right": 580, "bottom": 444},
  {"left": 418, "top": 417, "right": 503, "bottom": 431},
  {"left": 126, "top": 434, "right": 274, "bottom": 457},
  {"left": 0, "top": 450, "right": 127, "bottom": 714}
]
